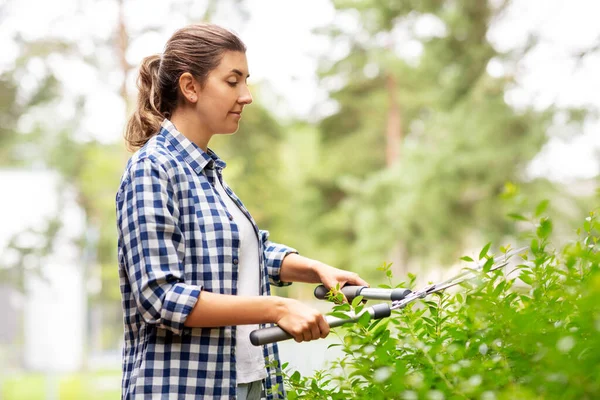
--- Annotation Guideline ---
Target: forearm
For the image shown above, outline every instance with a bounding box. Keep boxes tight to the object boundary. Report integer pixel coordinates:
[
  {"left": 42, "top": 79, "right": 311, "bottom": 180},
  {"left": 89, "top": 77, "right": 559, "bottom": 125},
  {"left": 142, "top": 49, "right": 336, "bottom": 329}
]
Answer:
[
  {"left": 183, "top": 291, "right": 286, "bottom": 328},
  {"left": 279, "top": 253, "right": 322, "bottom": 284}
]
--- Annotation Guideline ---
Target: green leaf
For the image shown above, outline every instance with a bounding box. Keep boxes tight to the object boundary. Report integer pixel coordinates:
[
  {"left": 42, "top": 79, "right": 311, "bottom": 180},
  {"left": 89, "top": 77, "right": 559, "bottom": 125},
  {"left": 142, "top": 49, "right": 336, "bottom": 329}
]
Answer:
[
  {"left": 351, "top": 295, "right": 364, "bottom": 308},
  {"left": 508, "top": 213, "right": 529, "bottom": 221},
  {"left": 531, "top": 238, "right": 540, "bottom": 253},
  {"left": 461, "top": 256, "right": 474, "bottom": 262},
  {"left": 535, "top": 200, "right": 550, "bottom": 217},
  {"left": 311, "top": 379, "right": 319, "bottom": 391},
  {"left": 483, "top": 257, "right": 494, "bottom": 272},
  {"left": 537, "top": 218, "right": 553, "bottom": 239},
  {"left": 358, "top": 311, "right": 371, "bottom": 327},
  {"left": 329, "top": 312, "right": 350, "bottom": 320},
  {"left": 479, "top": 242, "right": 492, "bottom": 260},
  {"left": 493, "top": 281, "right": 506, "bottom": 297},
  {"left": 520, "top": 273, "right": 534, "bottom": 285},
  {"left": 291, "top": 371, "right": 301, "bottom": 382}
]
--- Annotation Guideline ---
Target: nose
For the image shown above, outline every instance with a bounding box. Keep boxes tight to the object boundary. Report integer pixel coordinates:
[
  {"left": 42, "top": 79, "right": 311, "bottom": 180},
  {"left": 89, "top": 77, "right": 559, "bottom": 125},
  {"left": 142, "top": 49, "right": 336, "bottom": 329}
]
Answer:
[{"left": 238, "top": 85, "right": 253, "bottom": 105}]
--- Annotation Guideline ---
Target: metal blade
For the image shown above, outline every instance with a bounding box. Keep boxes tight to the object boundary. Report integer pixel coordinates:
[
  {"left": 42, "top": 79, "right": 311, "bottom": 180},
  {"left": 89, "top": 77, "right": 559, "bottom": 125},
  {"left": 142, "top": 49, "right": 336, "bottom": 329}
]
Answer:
[{"left": 390, "top": 246, "right": 527, "bottom": 311}]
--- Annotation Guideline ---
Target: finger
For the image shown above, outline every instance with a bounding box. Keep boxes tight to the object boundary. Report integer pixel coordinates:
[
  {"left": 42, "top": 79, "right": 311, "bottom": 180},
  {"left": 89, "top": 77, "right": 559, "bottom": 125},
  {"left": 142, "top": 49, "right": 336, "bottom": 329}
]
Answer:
[
  {"left": 310, "top": 319, "right": 321, "bottom": 341},
  {"left": 347, "top": 274, "right": 369, "bottom": 287},
  {"left": 317, "top": 315, "right": 330, "bottom": 339},
  {"left": 302, "top": 327, "right": 312, "bottom": 342},
  {"left": 290, "top": 328, "right": 303, "bottom": 343}
]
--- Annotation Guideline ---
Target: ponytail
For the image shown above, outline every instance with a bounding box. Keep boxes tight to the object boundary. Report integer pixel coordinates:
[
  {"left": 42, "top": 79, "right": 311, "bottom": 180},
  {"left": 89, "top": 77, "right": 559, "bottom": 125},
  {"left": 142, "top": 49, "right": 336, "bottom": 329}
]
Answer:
[
  {"left": 124, "top": 23, "right": 247, "bottom": 152},
  {"left": 124, "top": 54, "right": 164, "bottom": 151}
]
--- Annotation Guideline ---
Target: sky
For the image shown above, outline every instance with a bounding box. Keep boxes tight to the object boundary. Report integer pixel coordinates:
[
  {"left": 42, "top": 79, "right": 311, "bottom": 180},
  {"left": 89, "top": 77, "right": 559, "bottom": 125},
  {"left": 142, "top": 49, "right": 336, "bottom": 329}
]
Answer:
[{"left": 1, "top": 0, "right": 599, "bottom": 183}]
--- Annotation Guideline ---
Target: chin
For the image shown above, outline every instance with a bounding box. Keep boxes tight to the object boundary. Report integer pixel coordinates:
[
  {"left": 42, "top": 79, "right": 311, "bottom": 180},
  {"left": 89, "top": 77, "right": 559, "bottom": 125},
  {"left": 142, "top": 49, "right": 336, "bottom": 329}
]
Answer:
[
  {"left": 216, "top": 129, "right": 239, "bottom": 136},
  {"left": 221, "top": 124, "right": 240, "bottom": 135}
]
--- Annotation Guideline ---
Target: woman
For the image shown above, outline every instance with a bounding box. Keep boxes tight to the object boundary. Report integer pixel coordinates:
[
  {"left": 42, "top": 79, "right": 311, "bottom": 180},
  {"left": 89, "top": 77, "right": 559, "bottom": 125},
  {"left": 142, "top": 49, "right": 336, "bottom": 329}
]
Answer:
[{"left": 116, "top": 23, "right": 368, "bottom": 400}]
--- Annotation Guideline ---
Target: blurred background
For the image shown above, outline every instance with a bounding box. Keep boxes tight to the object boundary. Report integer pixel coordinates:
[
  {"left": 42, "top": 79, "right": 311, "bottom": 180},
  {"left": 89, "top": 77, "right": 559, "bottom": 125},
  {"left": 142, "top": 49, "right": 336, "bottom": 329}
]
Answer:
[{"left": 0, "top": 0, "right": 599, "bottom": 398}]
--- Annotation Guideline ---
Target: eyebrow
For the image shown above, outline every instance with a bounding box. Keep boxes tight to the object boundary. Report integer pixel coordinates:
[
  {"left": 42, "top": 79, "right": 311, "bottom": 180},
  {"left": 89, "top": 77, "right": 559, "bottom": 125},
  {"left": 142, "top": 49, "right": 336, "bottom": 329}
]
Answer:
[{"left": 231, "top": 69, "right": 250, "bottom": 78}]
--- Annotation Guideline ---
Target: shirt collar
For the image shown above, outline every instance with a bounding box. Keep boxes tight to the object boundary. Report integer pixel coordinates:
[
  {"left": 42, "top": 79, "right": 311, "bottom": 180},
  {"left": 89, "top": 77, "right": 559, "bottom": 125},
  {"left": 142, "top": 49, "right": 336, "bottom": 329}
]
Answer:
[{"left": 159, "top": 118, "right": 227, "bottom": 174}]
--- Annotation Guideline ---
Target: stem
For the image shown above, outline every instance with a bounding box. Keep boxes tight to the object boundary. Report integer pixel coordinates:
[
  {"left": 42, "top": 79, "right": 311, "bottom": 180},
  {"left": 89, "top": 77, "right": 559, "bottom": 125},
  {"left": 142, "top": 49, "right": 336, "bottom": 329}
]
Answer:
[{"left": 405, "top": 310, "right": 467, "bottom": 399}]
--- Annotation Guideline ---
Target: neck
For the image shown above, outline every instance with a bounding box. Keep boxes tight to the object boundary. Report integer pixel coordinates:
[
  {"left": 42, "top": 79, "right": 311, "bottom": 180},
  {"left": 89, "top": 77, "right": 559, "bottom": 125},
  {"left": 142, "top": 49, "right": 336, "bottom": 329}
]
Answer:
[{"left": 170, "top": 108, "right": 212, "bottom": 151}]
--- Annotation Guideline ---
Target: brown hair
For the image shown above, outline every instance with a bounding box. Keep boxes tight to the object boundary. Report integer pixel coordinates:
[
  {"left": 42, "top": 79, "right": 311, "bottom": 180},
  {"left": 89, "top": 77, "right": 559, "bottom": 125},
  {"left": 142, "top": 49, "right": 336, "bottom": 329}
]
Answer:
[{"left": 124, "top": 23, "right": 246, "bottom": 151}]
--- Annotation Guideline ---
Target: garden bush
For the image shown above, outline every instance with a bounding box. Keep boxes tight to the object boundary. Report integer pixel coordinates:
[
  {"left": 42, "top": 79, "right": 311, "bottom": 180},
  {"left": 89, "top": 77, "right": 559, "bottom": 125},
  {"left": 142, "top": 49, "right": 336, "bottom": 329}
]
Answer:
[{"left": 281, "top": 208, "right": 600, "bottom": 400}]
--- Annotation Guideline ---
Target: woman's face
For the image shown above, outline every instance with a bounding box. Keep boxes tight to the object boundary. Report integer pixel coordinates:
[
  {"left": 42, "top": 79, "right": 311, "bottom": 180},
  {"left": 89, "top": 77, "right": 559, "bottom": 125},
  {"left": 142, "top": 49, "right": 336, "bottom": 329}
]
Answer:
[{"left": 194, "top": 51, "right": 253, "bottom": 136}]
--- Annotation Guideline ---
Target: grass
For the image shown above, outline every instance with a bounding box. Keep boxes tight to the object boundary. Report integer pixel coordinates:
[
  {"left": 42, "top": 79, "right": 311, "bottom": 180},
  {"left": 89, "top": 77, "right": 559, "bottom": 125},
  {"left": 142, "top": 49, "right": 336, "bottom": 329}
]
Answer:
[{"left": 1, "top": 370, "right": 120, "bottom": 400}]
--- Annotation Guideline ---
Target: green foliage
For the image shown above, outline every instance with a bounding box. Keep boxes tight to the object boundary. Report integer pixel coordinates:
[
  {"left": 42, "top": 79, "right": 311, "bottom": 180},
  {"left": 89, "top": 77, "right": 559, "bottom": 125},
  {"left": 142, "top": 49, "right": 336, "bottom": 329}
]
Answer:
[
  {"left": 283, "top": 208, "right": 600, "bottom": 399},
  {"left": 1, "top": 370, "right": 121, "bottom": 400},
  {"left": 306, "top": 0, "right": 591, "bottom": 273}
]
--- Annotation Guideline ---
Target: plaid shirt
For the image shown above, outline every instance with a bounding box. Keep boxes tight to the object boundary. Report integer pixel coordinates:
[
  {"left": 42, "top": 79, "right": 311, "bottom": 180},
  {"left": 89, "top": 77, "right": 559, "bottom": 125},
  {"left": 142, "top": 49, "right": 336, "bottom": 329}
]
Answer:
[{"left": 116, "top": 119, "right": 295, "bottom": 399}]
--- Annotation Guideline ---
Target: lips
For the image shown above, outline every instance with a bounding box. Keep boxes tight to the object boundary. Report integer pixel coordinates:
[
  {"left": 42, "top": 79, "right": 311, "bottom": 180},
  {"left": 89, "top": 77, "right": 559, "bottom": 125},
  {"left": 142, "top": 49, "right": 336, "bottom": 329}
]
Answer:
[{"left": 229, "top": 111, "right": 242, "bottom": 120}]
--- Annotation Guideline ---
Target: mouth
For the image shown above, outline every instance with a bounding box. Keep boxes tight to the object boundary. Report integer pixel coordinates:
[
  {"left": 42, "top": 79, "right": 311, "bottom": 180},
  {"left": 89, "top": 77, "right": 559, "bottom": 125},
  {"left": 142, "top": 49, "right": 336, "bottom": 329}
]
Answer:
[{"left": 228, "top": 111, "right": 242, "bottom": 120}]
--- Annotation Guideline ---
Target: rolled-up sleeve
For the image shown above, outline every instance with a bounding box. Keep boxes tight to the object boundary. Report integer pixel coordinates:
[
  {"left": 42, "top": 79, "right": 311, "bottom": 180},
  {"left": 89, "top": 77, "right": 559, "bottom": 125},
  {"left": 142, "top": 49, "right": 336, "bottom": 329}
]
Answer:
[
  {"left": 260, "top": 229, "right": 297, "bottom": 287},
  {"left": 118, "top": 157, "right": 201, "bottom": 335}
]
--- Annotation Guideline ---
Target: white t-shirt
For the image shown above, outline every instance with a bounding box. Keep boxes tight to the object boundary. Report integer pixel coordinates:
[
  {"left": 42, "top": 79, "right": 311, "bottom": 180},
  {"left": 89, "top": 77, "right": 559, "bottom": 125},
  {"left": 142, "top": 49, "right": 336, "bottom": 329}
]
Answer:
[{"left": 212, "top": 173, "right": 267, "bottom": 384}]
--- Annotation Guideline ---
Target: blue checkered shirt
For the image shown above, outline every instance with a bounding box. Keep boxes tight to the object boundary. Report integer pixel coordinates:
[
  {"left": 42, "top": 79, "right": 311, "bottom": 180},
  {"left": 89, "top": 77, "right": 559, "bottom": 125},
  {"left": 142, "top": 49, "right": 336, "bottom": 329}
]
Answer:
[{"left": 116, "top": 119, "right": 295, "bottom": 399}]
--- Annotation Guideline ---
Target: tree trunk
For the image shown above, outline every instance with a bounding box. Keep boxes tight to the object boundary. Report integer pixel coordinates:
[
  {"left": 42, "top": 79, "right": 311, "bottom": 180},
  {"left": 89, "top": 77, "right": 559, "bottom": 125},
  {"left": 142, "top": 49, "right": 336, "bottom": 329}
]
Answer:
[
  {"left": 385, "top": 72, "right": 402, "bottom": 167},
  {"left": 384, "top": 71, "right": 408, "bottom": 279},
  {"left": 116, "top": 0, "right": 131, "bottom": 110}
]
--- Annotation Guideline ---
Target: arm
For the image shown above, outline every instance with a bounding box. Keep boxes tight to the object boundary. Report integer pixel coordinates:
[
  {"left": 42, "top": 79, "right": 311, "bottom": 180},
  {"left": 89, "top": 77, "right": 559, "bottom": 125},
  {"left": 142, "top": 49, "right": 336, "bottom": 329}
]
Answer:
[
  {"left": 260, "top": 230, "right": 368, "bottom": 290},
  {"left": 118, "top": 158, "right": 200, "bottom": 336},
  {"left": 185, "top": 291, "right": 329, "bottom": 342},
  {"left": 280, "top": 253, "right": 370, "bottom": 298},
  {"left": 279, "top": 254, "right": 322, "bottom": 283},
  {"left": 119, "top": 159, "right": 327, "bottom": 341}
]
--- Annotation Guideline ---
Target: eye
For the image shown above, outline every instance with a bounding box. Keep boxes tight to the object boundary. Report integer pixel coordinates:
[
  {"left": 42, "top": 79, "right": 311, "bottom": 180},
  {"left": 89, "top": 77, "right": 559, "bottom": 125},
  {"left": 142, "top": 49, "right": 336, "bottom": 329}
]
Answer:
[{"left": 227, "top": 81, "right": 238, "bottom": 87}]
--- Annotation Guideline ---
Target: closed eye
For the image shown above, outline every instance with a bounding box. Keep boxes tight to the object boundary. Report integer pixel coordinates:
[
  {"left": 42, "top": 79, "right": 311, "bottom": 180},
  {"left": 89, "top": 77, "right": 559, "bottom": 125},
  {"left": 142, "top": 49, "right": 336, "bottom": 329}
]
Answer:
[{"left": 227, "top": 81, "right": 238, "bottom": 87}]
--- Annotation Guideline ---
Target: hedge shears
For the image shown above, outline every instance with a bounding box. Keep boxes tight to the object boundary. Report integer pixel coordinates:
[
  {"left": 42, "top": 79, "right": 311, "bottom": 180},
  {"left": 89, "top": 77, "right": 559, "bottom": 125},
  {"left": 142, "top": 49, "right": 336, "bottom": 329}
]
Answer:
[{"left": 250, "top": 246, "right": 527, "bottom": 346}]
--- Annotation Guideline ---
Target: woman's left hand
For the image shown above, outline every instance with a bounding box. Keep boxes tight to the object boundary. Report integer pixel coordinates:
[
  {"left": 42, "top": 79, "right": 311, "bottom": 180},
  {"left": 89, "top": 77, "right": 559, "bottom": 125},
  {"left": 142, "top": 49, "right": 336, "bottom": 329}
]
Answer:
[{"left": 314, "top": 262, "right": 369, "bottom": 297}]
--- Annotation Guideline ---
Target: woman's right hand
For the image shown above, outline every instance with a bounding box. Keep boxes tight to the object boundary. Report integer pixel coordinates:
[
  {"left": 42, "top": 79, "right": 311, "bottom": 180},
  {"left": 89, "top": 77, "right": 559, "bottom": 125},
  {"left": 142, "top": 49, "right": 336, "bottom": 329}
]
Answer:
[{"left": 274, "top": 298, "right": 330, "bottom": 343}]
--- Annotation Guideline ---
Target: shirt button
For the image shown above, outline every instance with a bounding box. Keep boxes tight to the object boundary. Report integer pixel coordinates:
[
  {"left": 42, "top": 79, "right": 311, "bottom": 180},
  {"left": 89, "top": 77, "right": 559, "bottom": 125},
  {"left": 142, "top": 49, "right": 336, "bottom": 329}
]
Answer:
[
  {"left": 228, "top": 215, "right": 233, "bottom": 221},
  {"left": 233, "top": 258, "right": 239, "bottom": 265}
]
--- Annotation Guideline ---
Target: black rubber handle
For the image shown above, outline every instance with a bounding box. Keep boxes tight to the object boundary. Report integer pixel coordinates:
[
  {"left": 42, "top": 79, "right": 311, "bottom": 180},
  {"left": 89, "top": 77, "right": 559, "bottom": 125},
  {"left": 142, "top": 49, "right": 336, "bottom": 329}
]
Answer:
[
  {"left": 371, "top": 303, "right": 392, "bottom": 319},
  {"left": 314, "top": 285, "right": 366, "bottom": 302},
  {"left": 250, "top": 326, "right": 292, "bottom": 346},
  {"left": 390, "top": 288, "right": 412, "bottom": 301},
  {"left": 249, "top": 304, "right": 391, "bottom": 346}
]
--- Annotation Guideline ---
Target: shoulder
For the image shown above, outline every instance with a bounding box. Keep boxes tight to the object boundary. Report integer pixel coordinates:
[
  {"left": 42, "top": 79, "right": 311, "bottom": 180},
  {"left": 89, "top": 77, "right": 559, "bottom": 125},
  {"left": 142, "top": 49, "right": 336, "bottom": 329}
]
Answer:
[
  {"left": 118, "top": 135, "right": 188, "bottom": 197},
  {"left": 128, "top": 135, "right": 186, "bottom": 179}
]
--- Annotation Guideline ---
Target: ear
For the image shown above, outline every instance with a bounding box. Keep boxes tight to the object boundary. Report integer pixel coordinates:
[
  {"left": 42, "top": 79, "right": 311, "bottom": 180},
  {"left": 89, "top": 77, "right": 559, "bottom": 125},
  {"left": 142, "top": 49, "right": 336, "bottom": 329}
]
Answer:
[{"left": 178, "top": 72, "right": 199, "bottom": 103}]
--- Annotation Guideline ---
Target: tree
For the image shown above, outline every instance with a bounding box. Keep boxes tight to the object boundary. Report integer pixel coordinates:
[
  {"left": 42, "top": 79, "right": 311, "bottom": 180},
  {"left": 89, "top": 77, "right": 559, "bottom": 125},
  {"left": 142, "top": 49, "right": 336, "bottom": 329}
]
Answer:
[{"left": 306, "top": 0, "right": 588, "bottom": 279}]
